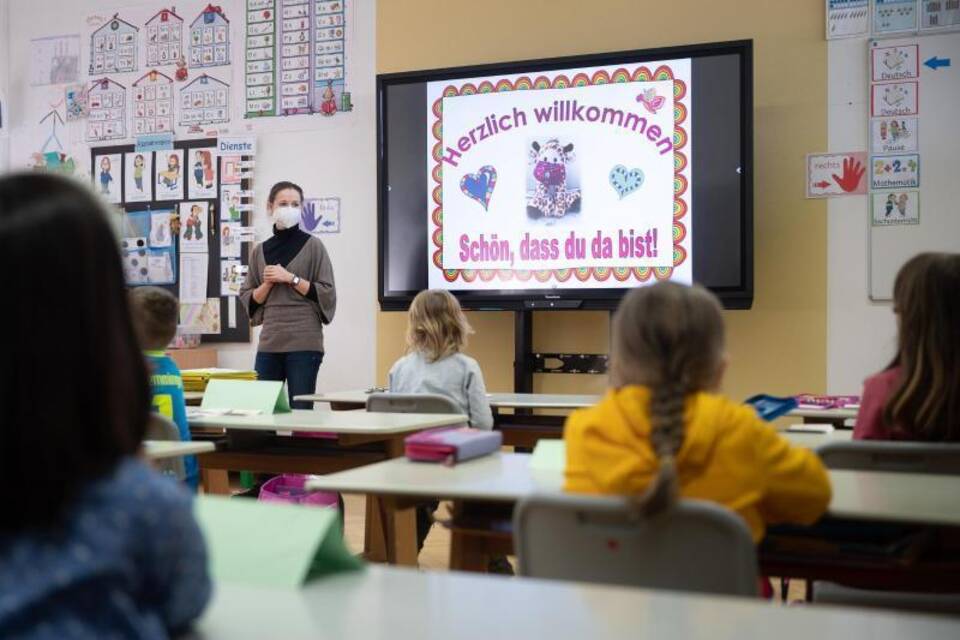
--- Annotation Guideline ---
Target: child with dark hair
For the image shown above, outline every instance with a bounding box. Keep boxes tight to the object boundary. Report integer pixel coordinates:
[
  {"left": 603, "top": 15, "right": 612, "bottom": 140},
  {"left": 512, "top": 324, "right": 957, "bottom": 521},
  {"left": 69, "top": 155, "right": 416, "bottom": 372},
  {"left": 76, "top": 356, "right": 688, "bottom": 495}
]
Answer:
[
  {"left": 129, "top": 286, "right": 200, "bottom": 490},
  {"left": 0, "top": 173, "right": 210, "bottom": 637},
  {"left": 564, "top": 282, "right": 831, "bottom": 542},
  {"left": 855, "top": 252, "right": 960, "bottom": 441}
]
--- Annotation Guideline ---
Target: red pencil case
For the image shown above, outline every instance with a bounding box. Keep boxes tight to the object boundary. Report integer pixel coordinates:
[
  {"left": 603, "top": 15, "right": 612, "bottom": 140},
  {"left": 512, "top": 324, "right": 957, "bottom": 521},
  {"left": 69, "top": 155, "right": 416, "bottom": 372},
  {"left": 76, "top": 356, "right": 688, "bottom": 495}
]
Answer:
[{"left": 405, "top": 427, "right": 503, "bottom": 464}]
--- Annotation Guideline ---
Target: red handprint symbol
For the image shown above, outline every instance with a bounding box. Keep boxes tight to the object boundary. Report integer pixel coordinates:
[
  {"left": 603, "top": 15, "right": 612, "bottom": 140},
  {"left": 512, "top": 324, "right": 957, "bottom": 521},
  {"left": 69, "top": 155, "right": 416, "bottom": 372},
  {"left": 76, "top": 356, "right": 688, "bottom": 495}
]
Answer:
[{"left": 832, "top": 156, "right": 865, "bottom": 193}]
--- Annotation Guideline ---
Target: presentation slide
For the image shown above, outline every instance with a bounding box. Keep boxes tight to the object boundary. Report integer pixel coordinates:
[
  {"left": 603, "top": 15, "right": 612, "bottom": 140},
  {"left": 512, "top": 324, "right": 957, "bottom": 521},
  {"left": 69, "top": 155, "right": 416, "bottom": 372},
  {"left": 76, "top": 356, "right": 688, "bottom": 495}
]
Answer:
[{"left": 425, "top": 59, "right": 692, "bottom": 290}]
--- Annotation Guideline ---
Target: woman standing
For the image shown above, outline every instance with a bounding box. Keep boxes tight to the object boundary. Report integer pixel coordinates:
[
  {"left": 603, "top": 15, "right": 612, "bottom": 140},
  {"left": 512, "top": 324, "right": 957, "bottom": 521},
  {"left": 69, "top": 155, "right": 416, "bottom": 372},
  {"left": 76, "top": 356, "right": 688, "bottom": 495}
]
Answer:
[{"left": 240, "top": 181, "right": 337, "bottom": 409}]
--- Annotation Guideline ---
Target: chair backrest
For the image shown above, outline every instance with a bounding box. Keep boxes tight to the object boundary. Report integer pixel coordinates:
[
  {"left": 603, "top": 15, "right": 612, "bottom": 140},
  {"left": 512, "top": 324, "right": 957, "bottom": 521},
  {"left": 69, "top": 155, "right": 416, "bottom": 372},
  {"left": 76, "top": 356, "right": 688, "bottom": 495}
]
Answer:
[
  {"left": 146, "top": 413, "right": 187, "bottom": 481},
  {"left": 514, "top": 494, "right": 758, "bottom": 597},
  {"left": 365, "top": 392, "right": 460, "bottom": 415},
  {"left": 817, "top": 440, "right": 960, "bottom": 474}
]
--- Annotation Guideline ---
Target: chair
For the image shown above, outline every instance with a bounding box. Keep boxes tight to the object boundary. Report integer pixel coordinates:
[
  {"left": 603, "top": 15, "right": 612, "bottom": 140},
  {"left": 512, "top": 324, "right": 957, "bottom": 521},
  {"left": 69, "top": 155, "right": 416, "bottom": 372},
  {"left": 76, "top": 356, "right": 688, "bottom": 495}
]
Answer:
[
  {"left": 514, "top": 494, "right": 758, "bottom": 596},
  {"left": 816, "top": 440, "right": 960, "bottom": 475},
  {"left": 814, "top": 439, "right": 960, "bottom": 612},
  {"left": 365, "top": 392, "right": 461, "bottom": 416},
  {"left": 146, "top": 413, "right": 187, "bottom": 482}
]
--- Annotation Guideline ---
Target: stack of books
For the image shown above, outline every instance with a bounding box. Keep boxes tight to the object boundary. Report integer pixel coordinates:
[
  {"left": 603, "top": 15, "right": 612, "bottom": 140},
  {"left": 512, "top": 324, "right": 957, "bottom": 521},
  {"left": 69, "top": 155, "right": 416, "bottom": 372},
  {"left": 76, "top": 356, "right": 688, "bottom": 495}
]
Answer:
[{"left": 181, "top": 368, "right": 258, "bottom": 392}]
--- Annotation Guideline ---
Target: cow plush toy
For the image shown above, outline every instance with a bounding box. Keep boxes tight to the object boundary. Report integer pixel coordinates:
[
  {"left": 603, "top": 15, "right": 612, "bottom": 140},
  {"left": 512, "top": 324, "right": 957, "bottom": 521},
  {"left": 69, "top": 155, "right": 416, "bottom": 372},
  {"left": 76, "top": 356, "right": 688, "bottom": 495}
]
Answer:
[{"left": 528, "top": 139, "right": 581, "bottom": 217}]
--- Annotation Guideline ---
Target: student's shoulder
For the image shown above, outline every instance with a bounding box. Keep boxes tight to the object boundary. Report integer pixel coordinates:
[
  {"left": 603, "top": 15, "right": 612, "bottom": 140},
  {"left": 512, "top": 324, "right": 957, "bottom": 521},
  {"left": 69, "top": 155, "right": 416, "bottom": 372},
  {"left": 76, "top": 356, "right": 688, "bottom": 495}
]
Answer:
[
  {"left": 451, "top": 352, "right": 482, "bottom": 372},
  {"left": 390, "top": 351, "right": 419, "bottom": 373},
  {"left": 692, "top": 392, "right": 768, "bottom": 440}
]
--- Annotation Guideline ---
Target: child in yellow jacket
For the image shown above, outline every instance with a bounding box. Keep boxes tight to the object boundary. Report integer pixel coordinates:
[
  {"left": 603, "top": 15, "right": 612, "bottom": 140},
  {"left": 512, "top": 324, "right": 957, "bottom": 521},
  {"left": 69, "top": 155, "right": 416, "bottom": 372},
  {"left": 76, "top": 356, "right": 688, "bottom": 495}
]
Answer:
[{"left": 564, "top": 282, "right": 831, "bottom": 542}]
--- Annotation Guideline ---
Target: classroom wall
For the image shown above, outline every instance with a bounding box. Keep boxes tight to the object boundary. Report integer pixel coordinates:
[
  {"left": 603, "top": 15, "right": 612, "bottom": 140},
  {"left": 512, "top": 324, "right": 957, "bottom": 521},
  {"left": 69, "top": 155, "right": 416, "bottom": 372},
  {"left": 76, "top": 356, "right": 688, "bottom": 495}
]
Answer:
[
  {"left": 825, "top": 40, "right": 898, "bottom": 393},
  {"left": 375, "top": 0, "right": 829, "bottom": 401},
  {"left": 3, "top": 0, "right": 378, "bottom": 393},
  {"left": 0, "top": 0, "right": 9, "bottom": 172}
]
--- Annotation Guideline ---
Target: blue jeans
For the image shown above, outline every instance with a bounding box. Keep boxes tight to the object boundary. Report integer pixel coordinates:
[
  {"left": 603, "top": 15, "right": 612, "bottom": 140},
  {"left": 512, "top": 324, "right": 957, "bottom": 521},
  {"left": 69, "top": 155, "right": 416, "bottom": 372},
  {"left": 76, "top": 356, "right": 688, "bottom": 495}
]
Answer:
[{"left": 255, "top": 351, "right": 324, "bottom": 410}]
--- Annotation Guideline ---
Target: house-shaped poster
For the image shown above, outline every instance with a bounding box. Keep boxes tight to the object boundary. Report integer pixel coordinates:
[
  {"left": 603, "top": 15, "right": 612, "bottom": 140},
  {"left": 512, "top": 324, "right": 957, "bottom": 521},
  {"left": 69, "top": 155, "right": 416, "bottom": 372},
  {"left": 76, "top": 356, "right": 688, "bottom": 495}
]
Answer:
[
  {"left": 86, "top": 77, "right": 127, "bottom": 141},
  {"left": 180, "top": 73, "right": 230, "bottom": 126},
  {"left": 145, "top": 7, "right": 184, "bottom": 67},
  {"left": 89, "top": 14, "right": 139, "bottom": 74},
  {"left": 190, "top": 4, "right": 230, "bottom": 68},
  {"left": 133, "top": 70, "right": 175, "bottom": 135}
]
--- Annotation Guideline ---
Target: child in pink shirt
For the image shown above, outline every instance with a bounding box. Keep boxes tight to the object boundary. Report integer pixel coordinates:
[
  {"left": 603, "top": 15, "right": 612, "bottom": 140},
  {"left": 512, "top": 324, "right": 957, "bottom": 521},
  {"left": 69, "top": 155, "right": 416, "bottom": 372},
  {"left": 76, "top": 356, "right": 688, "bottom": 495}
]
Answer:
[{"left": 854, "top": 253, "right": 960, "bottom": 441}]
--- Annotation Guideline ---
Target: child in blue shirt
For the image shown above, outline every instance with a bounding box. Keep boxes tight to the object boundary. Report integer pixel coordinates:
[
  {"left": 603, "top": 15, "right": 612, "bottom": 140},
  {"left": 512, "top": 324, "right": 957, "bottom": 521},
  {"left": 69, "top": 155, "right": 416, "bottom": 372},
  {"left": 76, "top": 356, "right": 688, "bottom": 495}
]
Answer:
[
  {"left": 0, "top": 172, "right": 210, "bottom": 638},
  {"left": 129, "top": 287, "right": 200, "bottom": 491}
]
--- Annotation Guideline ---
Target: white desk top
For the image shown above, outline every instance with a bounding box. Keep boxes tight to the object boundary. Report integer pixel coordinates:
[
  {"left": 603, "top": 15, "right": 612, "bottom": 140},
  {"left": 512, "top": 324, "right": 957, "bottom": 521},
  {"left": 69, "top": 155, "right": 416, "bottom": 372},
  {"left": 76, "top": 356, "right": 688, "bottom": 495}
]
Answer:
[
  {"left": 187, "top": 409, "right": 467, "bottom": 435},
  {"left": 781, "top": 429, "right": 852, "bottom": 447},
  {"left": 306, "top": 452, "right": 960, "bottom": 526},
  {"left": 298, "top": 390, "right": 858, "bottom": 418},
  {"left": 142, "top": 440, "right": 215, "bottom": 460},
  {"left": 195, "top": 566, "right": 960, "bottom": 640}
]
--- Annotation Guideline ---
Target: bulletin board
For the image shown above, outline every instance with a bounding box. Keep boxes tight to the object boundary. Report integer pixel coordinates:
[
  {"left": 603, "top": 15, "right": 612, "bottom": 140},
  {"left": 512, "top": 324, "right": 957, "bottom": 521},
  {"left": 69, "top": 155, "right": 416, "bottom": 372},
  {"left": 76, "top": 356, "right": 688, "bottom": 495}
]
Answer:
[
  {"left": 90, "top": 137, "right": 253, "bottom": 342},
  {"left": 867, "top": 32, "right": 960, "bottom": 299}
]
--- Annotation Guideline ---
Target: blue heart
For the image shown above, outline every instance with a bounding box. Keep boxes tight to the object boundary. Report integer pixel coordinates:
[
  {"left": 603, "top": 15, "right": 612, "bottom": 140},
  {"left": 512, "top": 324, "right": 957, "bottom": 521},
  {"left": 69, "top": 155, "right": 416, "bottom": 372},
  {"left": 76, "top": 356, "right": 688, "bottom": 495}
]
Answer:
[
  {"left": 460, "top": 166, "right": 497, "bottom": 210},
  {"left": 609, "top": 165, "right": 644, "bottom": 199}
]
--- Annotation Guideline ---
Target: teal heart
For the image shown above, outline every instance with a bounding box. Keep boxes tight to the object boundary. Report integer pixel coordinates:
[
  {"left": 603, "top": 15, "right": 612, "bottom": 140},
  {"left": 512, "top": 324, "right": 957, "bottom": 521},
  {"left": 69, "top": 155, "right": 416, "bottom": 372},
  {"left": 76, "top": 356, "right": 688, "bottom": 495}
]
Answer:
[{"left": 609, "top": 165, "right": 644, "bottom": 199}]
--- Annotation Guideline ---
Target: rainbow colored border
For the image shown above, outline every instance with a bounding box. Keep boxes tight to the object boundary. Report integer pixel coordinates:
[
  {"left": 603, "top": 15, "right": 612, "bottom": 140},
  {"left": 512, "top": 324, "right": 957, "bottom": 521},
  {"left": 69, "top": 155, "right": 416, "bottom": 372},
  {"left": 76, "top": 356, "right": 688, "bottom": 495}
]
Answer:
[{"left": 430, "top": 65, "right": 690, "bottom": 285}]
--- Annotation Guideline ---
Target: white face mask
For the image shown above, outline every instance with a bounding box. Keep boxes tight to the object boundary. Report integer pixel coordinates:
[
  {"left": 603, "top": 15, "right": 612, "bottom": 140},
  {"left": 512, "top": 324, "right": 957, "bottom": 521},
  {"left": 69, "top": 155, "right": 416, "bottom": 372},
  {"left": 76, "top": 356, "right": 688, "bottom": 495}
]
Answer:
[{"left": 274, "top": 205, "right": 302, "bottom": 230}]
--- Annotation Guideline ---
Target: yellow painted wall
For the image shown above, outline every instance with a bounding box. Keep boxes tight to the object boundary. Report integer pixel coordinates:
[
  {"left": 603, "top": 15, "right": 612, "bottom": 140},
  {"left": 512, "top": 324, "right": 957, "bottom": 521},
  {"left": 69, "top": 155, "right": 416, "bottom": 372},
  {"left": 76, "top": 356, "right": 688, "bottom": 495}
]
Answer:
[{"left": 375, "top": 0, "right": 827, "bottom": 400}]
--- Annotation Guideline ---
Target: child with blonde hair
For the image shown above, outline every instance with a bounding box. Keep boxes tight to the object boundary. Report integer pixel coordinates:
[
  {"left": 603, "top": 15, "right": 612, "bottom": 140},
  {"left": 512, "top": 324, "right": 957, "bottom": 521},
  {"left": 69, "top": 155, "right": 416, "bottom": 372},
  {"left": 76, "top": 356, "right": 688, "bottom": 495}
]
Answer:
[
  {"left": 389, "top": 289, "right": 494, "bottom": 555},
  {"left": 565, "top": 282, "right": 831, "bottom": 542},
  {"left": 389, "top": 289, "right": 493, "bottom": 429}
]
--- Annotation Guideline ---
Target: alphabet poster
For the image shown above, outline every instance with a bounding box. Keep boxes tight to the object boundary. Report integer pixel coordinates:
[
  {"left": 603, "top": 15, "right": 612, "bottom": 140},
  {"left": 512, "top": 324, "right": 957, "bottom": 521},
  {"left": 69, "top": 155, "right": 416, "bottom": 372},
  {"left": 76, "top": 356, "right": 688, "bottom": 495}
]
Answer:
[
  {"left": 426, "top": 59, "right": 692, "bottom": 290},
  {"left": 156, "top": 149, "right": 184, "bottom": 200},
  {"left": 125, "top": 151, "right": 153, "bottom": 202}
]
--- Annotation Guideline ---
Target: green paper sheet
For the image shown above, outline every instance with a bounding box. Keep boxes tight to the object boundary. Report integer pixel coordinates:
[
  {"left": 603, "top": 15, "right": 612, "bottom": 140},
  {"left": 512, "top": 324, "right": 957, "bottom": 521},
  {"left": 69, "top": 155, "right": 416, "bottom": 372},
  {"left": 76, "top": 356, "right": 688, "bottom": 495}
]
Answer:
[
  {"left": 201, "top": 379, "right": 291, "bottom": 414},
  {"left": 195, "top": 496, "right": 363, "bottom": 588},
  {"left": 530, "top": 439, "right": 566, "bottom": 472}
]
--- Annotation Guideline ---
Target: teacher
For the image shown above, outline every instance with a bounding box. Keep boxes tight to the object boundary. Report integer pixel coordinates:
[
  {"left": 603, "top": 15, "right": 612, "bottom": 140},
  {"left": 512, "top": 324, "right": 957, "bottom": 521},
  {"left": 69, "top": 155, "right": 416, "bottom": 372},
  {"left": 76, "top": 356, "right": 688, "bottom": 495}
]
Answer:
[{"left": 240, "top": 181, "right": 336, "bottom": 409}]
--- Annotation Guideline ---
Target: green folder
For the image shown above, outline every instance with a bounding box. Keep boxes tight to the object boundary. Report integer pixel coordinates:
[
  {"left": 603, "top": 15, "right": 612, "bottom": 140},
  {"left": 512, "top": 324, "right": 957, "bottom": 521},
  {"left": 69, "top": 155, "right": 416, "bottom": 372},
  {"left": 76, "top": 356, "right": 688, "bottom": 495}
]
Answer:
[
  {"left": 530, "top": 439, "right": 566, "bottom": 472},
  {"left": 195, "top": 496, "right": 363, "bottom": 588},
  {"left": 201, "top": 379, "right": 291, "bottom": 414}
]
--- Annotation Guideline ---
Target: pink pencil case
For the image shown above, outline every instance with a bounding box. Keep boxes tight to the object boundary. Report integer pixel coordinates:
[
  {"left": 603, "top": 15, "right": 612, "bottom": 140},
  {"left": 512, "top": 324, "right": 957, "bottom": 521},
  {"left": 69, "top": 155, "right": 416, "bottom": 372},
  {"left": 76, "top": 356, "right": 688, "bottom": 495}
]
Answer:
[{"left": 405, "top": 427, "right": 503, "bottom": 464}]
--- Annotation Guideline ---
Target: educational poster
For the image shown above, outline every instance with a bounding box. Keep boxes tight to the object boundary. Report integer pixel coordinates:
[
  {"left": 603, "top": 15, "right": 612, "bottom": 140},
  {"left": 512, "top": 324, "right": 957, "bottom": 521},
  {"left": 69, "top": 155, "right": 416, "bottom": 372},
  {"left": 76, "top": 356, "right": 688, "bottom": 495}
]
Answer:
[
  {"left": 870, "top": 81, "right": 918, "bottom": 116},
  {"left": 31, "top": 35, "right": 81, "bottom": 86},
  {"left": 179, "top": 73, "right": 231, "bottom": 129},
  {"left": 145, "top": 7, "right": 184, "bottom": 67},
  {"left": 220, "top": 155, "right": 243, "bottom": 184},
  {"left": 122, "top": 248, "right": 150, "bottom": 284},
  {"left": 826, "top": 0, "right": 869, "bottom": 39},
  {"left": 93, "top": 152, "right": 122, "bottom": 203},
  {"left": 148, "top": 253, "right": 176, "bottom": 282},
  {"left": 873, "top": 0, "right": 918, "bottom": 34},
  {"left": 88, "top": 13, "right": 140, "bottom": 74},
  {"left": 220, "top": 184, "right": 243, "bottom": 221},
  {"left": 872, "top": 190, "right": 919, "bottom": 226},
  {"left": 179, "top": 298, "right": 222, "bottom": 334},
  {"left": 86, "top": 77, "right": 127, "bottom": 142},
  {"left": 150, "top": 210, "right": 173, "bottom": 247},
  {"left": 922, "top": 0, "right": 960, "bottom": 29},
  {"left": 871, "top": 153, "right": 919, "bottom": 189},
  {"left": 125, "top": 151, "right": 153, "bottom": 202},
  {"left": 302, "top": 197, "right": 341, "bottom": 234},
  {"left": 132, "top": 70, "right": 175, "bottom": 135},
  {"left": 156, "top": 149, "right": 185, "bottom": 200},
  {"left": 871, "top": 116, "right": 917, "bottom": 153},
  {"left": 179, "top": 253, "right": 209, "bottom": 303},
  {"left": 871, "top": 44, "right": 919, "bottom": 82},
  {"left": 189, "top": 4, "right": 231, "bottom": 68},
  {"left": 426, "top": 59, "right": 692, "bottom": 290},
  {"left": 188, "top": 147, "right": 218, "bottom": 199},
  {"left": 179, "top": 201, "right": 209, "bottom": 252},
  {"left": 220, "top": 259, "right": 246, "bottom": 296},
  {"left": 220, "top": 222, "right": 242, "bottom": 257},
  {"left": 244, "top": 0, "right": 353, "bottom": 121},
  {"left": 806, "top": 152, "right": 867, "bottom": 198}
]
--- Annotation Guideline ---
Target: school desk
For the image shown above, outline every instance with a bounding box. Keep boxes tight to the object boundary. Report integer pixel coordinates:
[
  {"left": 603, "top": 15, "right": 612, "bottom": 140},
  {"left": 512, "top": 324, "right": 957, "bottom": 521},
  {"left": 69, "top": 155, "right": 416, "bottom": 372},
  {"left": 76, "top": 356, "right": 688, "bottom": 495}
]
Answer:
[
  {"left": 306, "top": 451, "right": 960, "bottom": 586},
  {"left": 296, "top": 390, "right": 856, "bottom": 446},
  {"left": 184, "top": 390, "right": 204, "bottom": 406},
  {"left": 187, "top": 409, "right": 466, "bottom": 564},
  {"left": 194, "top": 566, "right": 960, "bottom": 640},
  {"left": 142, "top": 439, "right": 215, "bottom": 460}
]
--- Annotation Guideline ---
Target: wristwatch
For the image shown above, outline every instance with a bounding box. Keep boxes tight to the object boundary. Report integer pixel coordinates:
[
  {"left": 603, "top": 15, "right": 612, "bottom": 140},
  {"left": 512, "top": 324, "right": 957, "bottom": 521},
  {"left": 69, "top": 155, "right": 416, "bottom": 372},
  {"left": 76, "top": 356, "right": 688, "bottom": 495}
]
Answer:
[{"left": 291, "top": 275, "right": 301, "bottom": 286}]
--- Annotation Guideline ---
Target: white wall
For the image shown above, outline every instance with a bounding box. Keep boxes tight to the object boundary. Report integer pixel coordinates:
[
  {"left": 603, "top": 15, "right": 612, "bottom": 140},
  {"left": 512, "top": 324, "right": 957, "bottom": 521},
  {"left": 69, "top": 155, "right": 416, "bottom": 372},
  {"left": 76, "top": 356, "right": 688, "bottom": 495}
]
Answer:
[
  {"left": 4, "top": 0, "right": 378, "bottom": 393},
  {"left": 826, "top": 38, "right": 897, "bottom": 393}
]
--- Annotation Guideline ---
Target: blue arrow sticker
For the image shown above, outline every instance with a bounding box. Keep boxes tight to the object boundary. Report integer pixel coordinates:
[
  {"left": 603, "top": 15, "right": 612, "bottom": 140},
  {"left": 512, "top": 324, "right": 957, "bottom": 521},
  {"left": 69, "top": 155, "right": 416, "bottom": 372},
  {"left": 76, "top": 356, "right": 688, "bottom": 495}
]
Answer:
[{"left": 924, "top": 56, "right": 951, "bottom": 70}]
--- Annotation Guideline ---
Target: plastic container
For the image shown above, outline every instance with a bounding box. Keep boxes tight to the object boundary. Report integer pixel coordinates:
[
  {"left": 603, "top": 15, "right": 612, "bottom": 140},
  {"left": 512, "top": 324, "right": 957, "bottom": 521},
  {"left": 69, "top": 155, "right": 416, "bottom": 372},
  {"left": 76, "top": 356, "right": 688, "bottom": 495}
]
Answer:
[{"left": 258, "top": 474, "right": 340, "bottom": 508}]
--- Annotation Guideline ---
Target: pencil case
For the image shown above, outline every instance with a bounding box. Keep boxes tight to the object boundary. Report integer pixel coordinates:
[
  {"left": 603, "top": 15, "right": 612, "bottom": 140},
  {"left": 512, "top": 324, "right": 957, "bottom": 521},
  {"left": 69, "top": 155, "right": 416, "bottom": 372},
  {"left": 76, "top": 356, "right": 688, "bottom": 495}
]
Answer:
[
  {"left": 744, "top": 394, "right": 799, "bottom": 421},
  {"left": 405, "top": 427, "right": 502, "bottom": 464}
]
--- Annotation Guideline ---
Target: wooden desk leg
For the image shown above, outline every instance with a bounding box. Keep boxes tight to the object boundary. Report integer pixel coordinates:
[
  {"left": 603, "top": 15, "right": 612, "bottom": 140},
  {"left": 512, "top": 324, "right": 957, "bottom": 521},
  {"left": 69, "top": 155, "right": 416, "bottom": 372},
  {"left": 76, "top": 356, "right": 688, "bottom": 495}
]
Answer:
[
  {"left": 201, "top": 469, "right": 230, "bottom": 495},
  {"left": 364, "top": 495, "right": 387, "bottom": 563},
  {"left": 379, "top": 496, "right": 418, "bottom": 567},
  {"left": 449, "top": 529, "right": 489, "bottom": 572}
]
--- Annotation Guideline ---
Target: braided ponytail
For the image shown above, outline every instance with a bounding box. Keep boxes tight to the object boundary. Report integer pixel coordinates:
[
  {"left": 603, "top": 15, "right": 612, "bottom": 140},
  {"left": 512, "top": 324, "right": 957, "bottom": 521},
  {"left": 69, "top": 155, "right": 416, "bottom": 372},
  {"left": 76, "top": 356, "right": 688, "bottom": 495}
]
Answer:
[{"left": 611, "top": 282, "right": 725, "bottom": 518}]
